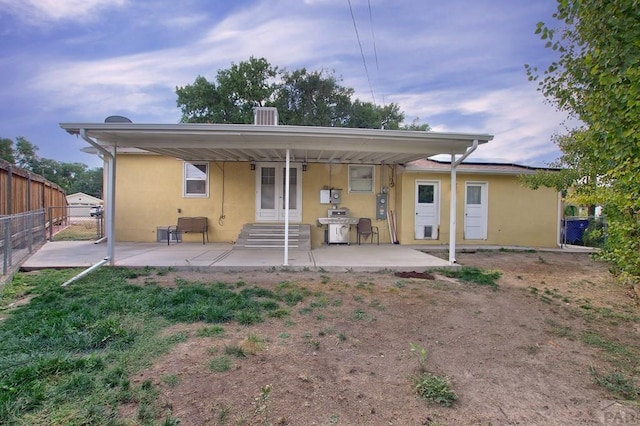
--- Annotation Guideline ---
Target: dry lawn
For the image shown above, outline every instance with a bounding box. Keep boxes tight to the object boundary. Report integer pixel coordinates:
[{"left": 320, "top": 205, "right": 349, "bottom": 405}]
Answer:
[{"left": 126, "top": 250, "right": 639, "bottom": 425}]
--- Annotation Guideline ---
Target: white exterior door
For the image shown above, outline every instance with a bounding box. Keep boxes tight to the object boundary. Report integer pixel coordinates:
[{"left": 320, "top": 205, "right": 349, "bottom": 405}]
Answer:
[
  {"left": 255, "top": 163, "right": 302, "bottom": 222},
  {"left": 464, "top": 182, "right": 488, "bottom": 240},
  {"left": 414, "top": 181, "right": 439, "bottom": 239}
]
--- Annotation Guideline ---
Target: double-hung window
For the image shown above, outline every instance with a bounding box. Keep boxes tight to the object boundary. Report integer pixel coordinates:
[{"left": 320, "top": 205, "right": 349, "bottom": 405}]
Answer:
[
  {"left": 183, "top": 162, "right": 209, "bottom": 197},
  {"left": 348, "top": 165, "right": 374, "bottom": 193}
]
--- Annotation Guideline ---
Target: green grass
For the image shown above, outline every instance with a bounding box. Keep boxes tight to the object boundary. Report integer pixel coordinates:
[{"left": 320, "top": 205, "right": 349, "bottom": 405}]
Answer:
[
  {"left": 589, "top": 367, "right": 640, "bottom": 400},
  {"left": 196, "top": 325, "right": 226, "bottom": 337},
  {"left": 52, "top": 222, "right": 101, "bottom": 241},
  {"left": 0, "top": 267, "right": 304, "bottom": 424},
  {"left": 581, "top": 332, "right": 633, "bottom": 357},
  {"left": 209, "top": 355, "right": 231, "bottom": 372},
  {"left": 545, "top": 319, "right": 575, "bottom": 339},
  {"left": 437, "top": 266, "right": 502, "bottom": 289}
]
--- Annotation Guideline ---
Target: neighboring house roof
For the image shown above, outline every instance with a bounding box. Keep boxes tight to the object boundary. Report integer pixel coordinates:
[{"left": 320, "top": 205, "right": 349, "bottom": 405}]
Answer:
[
  {"left": 66, "top": 192, "right": 102, "bottom": 205},
  {"left": 60, "top": 123, "right": 494, "bottom": 165},
  {"left": 405, "top": 159, "right": 560, "bottom": 175}
]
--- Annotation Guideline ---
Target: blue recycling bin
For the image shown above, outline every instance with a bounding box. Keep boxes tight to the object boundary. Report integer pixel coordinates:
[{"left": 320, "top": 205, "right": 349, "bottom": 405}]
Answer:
[{"left": 564, "top": 219, "right": 590, "bottom": 245}]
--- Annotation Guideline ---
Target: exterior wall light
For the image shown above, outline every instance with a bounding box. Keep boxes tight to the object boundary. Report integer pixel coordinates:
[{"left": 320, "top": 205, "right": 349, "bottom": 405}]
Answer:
[{"left": 250, "top": 160, "right": 256, "bottom": 171}]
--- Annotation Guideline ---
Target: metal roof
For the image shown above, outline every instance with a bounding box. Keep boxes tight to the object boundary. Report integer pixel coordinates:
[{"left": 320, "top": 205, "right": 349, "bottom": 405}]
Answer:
[
  {"left": 60, "top": 123, "right": 493, "bottom": 165},
  {"left": 405, "top": 159, "right": 559, "bottom": 175}
]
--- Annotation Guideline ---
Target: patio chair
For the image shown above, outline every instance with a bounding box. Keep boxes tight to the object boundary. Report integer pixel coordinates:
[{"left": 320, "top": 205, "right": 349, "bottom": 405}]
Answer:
[
  {"left": 168, "top": 217, "right": 208, "bottom": 245},
  {"left": 357, "top": 218, "right": 379, "bottom": 245}
]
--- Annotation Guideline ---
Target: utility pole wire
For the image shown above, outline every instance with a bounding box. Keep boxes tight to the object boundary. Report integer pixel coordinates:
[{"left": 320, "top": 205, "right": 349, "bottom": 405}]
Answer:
[
  {"left": 368, "top": 0, "right": 380, "bottom": 73},
  {"left": 367, "top": 0, "right": 385, "bottom": 107},
  {"left": 347, "top": 0, "right": 376, "bottom": 106}
]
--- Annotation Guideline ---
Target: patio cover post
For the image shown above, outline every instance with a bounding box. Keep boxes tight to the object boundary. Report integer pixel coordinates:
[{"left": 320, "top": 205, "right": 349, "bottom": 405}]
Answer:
[
  {"left": 80, "top": 129, "right": 116, "bottom": 265},
  {"left": 283, "top": 149, "right": 290, "bottom": 266},
  {"left": 448, "top": 140, "right": 479, "bottom": 264},
  {"left": 449, "top": 154, "right": 457, "bottom": 264},
  {"left": 106, "top": 146, "right": 116, "bottom": 265}
]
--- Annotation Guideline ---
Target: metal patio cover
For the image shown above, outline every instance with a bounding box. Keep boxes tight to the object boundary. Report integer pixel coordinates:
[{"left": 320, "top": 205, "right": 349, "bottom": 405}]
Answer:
[{"left": 60, "top": 123, "right": 493, "bottom": 164}]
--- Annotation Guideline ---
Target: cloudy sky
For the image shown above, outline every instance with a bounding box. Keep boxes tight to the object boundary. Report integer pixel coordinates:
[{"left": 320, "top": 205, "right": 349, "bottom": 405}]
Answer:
[{"left": 0, "top": 0, "right": 569, "bottom": 168}]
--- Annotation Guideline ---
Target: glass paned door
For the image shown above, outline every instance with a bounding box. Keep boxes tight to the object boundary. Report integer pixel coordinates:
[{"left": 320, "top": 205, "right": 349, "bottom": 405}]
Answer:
[{"left": 255, "top": 163, "right": 302, "bottom": 222}]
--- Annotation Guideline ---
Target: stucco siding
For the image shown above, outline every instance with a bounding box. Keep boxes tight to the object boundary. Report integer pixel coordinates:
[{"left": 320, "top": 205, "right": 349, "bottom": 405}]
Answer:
[
  {"left": 114, "top": 155, "right": 254, "bottom": 243},
  {"left": 302, "top": 163, "right": 392, "bottom": 247},
  {"left": 114, "top": 155, "right": 558, "bottom": 248},
  {"left": 397, "top": 171, "right": 559, "bottom": 248}
]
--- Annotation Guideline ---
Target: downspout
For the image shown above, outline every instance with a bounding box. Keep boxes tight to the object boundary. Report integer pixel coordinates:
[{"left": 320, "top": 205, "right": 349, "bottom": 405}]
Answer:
[
  {"left": 80, "top": 129, "right": 116, "bottom": 264},
  {"left": 448, "top": 140, "right": 479, "bottom": 264},
  {"left": 62, "top": 130, "right": 115, "bottom": 287},
  {"left": 557, "top": 191, "right": 563, "bottom": 248},
  {"left": 283, "top": 149, "right": 291, "bottom": 266},
  {"left": 94, "top": 152, "right": 107, "bottom": 245},
  {"left": 61, "top": 258, "right": 110, "bottom": 287}
]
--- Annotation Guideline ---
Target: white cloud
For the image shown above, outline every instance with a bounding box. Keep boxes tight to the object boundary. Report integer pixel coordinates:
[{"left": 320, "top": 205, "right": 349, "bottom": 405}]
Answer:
[
  {"left": 389, "top": 86, "right": 568, "bottom": 165},
  {"left": 0, "top": 0, "right": 127, "bottom": 25},
  {"left": 4, "top": 0, "right": 567, "bottom": 167}
]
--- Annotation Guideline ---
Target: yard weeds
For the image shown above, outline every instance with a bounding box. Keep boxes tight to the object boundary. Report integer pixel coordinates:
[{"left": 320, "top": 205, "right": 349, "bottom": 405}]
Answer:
[
  {"left": 409, "top": 343, "right": 458, "bottom": 407},
  {"left": 437, "top": 266, "right": 501, "bottom": 290}
]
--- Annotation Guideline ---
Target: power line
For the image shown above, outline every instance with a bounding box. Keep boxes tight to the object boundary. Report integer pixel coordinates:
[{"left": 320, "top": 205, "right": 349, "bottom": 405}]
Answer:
[
  {"left": 347, "top": 0, "right": 376, "bottom": 106},
  {"left": 368, "top": 0, "right": 380, "bottom": 73}
]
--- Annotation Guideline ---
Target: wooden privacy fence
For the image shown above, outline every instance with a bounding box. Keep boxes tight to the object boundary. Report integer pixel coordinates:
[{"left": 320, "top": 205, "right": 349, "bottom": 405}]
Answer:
[{"left": 0, "top": 159, "right": 68, "bottom": 222}]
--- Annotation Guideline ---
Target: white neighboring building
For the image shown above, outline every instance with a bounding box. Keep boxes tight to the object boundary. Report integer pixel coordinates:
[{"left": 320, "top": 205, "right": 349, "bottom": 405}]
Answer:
[{"left": 66, "top": 192, "right": 103, "bottom": 217}]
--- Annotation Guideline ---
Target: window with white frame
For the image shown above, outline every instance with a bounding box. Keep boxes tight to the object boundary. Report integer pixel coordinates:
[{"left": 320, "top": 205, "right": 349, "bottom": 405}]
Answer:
[
  {"left": 183, "top": 162, "right": 209, "bottom": 197},
  {"left": 349, "top": 165, "right": 374, "bottom": 193}
]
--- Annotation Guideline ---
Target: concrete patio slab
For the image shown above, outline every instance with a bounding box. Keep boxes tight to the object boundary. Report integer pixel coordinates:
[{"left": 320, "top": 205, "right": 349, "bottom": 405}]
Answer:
[{"left": 20, "top": 241, "right": 452, "bottom": 272}]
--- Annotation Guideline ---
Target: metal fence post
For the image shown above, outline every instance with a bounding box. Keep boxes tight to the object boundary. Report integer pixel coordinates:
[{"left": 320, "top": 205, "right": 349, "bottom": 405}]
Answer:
[
  {"left": 4, "top": 216, "right": 11, "bottom": 269},
  {"left": 2, "top": 218, "right": 7, "bottom": 275},
  {"left": 48, "top": 206, "right": 53, "bottom": 242},
  {"left": 41, "top": 209, "right": 46, "bottom": 244},
  {"left": 27, "top": 211, "right": 33, "bottom": 252}
]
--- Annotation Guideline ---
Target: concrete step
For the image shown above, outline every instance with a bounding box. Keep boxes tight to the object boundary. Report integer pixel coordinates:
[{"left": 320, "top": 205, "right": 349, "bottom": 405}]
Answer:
[{"left": 234, "top": 223, "right": 311, "bottom": 250}]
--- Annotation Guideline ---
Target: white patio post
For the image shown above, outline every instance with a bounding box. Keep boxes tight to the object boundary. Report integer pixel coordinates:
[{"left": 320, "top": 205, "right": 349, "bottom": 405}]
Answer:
[
  {"left": 283, "top": 149, "right": 290, "bottom": 266},
  {"left": 448, "top": 139, "right": 479, "bottom": 265},
  {"left": 106, "top": 145, "right": 116, "bottom": 265},
  {"left": 449, "top": 154, "right": 457, "bottom": 264}
]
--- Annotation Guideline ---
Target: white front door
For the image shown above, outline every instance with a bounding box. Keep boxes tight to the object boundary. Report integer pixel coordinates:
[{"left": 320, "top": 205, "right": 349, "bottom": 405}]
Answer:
[
  {"left": 464, "top": 182, "right": 488, "bottom": 240},
  {"left": 255, "top": 163, "right": 302, "bottom": 222},
  {"left": 414, "top": 181, "right": 439, "bottom": 239}
]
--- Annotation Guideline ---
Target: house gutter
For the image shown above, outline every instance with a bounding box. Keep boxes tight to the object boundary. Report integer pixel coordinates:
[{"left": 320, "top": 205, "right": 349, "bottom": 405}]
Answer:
[{"left": 448, "top": 140, "right": 479, "bottom": 264}]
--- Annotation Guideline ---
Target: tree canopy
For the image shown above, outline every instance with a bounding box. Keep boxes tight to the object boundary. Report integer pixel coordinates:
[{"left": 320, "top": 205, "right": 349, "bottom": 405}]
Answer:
[
  {"left": 1, "top": 136, "right": 103, "bottom": 198},
  {"left": 525, "top": 0, "right": 640, "bottom": 279},
  {"left": 176, "top": 57, "right": 426, "bottom": 131}
]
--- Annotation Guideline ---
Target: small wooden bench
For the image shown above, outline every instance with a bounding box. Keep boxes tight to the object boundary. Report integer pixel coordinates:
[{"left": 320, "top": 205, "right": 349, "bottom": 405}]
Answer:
[{"left": 168, "top": 217, "right": 208, "bottom": 245}]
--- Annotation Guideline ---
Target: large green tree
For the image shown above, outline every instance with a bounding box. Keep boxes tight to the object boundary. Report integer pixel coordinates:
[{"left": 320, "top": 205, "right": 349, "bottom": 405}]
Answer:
[
  {"left": 176, "top": 56, "right": 277, "bottom": 124},
  {"left": 0, "top": 137, "right": 15, "bottom": 163},
  {"left": 274, "top": 68, "right": 353, "bottom": 126},
  {"left": 176, "top": 57, "right": 425, "bottom": 131},
  {"left": 525, "top": 0, "right": 640, "bottom": 279},
  {"left": 14, "top": 136, "right": 39, "bottom": 170},
  {"left": 1, "top": 136, "right": 103, "bottom": 198}
]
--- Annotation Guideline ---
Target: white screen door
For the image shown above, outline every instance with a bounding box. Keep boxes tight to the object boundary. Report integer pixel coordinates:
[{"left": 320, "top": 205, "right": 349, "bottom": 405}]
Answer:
[
  {"left": 255, "top": 163, "right": 302, "bottom": 222},
  {"left": 464, "top": 182, "right": 488, "bottom": 239},
  {"left": 414, "top": 181, "right": 439, "bottom": 239}
]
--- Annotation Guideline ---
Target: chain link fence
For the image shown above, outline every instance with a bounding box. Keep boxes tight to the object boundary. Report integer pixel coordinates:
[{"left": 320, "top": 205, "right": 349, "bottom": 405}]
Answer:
[
  {"left": 48, "top": 206, "right": 104, "bottom": 242},
  {"left": 561, "top": 216, "right": 607, "bottom": 248},
  {"left": 1, "top": 210, "right": 46, "bottom": 276}
]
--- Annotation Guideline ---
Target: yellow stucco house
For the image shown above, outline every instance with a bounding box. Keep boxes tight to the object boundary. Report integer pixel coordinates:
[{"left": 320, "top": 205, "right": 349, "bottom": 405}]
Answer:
[{"left": 60, "top": 108, "right": 560, "bottom": 264}]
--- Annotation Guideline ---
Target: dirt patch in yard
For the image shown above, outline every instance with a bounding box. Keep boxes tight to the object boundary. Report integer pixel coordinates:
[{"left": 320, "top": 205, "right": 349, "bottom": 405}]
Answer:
[{"left": 128, "top": 251, "right": 640, "bottom": 425}]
